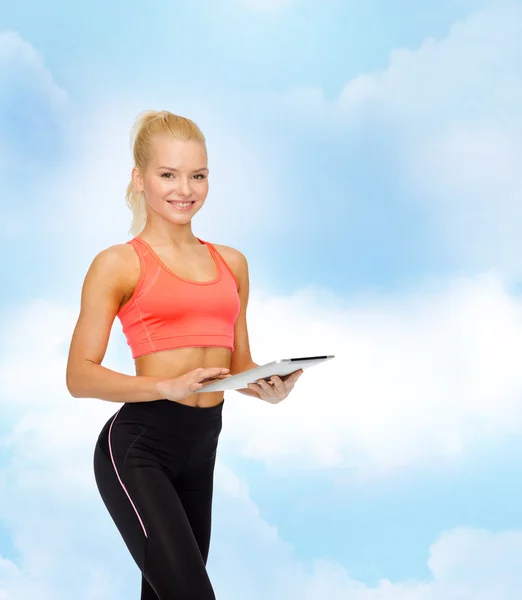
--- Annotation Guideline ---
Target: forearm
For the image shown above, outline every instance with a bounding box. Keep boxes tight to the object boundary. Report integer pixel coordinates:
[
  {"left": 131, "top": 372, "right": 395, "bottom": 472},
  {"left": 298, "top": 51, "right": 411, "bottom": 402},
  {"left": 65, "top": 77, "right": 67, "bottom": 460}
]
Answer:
[{"left": 66, "top": 360, "right": 166, "bottom": 403}]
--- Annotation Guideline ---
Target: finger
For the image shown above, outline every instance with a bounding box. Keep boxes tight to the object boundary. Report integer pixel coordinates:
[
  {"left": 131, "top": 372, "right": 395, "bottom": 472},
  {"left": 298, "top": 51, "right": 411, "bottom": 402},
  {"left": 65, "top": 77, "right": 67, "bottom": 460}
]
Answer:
[
  {"left": 270, "top": 376, "right": 285, "bottom": 395},
  {"left": 198, "top": 368, "right": 230, "bottom": 380},
  {"left": 248, "top": 382, "right": 264, "bottom": 392},
  {"left": 256, "top": 379, "right": 276, "bottom": 396},
  {"left": 278, "top": 374, "right": 295, "bottom": 386},
  {"left": 281, "top": 370, "right": 301, "bottom": 382},
  {"left": 200, "top": 374, "right": 232, "bottom": 384},
  {"left": 289, "top": 369, "right": 303, "bottom": 382}
]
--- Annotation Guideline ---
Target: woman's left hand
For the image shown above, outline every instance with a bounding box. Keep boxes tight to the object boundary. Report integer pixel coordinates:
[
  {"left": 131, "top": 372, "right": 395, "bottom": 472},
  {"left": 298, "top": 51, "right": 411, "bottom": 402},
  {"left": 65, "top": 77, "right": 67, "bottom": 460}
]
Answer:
[{"left": 247, "top": 369, "right": 303, "bottom": 404}]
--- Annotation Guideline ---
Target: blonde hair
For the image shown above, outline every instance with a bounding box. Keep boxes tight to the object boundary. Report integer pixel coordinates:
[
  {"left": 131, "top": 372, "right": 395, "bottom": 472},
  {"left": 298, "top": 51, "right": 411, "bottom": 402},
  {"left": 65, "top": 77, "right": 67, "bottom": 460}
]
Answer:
[{"left": 125, "top": 110, "right": 207, "bottom": 236}]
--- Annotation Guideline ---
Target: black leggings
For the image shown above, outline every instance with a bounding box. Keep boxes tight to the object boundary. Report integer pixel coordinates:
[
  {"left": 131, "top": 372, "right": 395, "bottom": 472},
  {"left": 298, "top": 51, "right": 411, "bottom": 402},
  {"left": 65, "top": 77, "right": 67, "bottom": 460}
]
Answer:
[{"left": 93, "top": 397, "right": 224, "bottom": 600}]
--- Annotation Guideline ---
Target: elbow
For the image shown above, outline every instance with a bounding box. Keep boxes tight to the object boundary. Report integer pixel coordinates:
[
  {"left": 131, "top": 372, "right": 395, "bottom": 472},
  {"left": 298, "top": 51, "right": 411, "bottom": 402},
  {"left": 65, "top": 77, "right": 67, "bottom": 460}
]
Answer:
[
  {"left": 66, "top": 355, "right": 96, "bottom": 398},
  {"left": 66, "top": 379, "right": 81, "bottom": 398},
  {"left": 66, "top": 369, "right": 85, "bottom": 398}
]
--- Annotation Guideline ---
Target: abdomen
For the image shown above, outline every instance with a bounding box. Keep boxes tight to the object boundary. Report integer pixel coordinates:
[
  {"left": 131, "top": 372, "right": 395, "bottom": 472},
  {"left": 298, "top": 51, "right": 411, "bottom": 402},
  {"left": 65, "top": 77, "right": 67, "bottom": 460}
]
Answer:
[{"left": 134, "top": 346, "right": 232, "bottom": 407}]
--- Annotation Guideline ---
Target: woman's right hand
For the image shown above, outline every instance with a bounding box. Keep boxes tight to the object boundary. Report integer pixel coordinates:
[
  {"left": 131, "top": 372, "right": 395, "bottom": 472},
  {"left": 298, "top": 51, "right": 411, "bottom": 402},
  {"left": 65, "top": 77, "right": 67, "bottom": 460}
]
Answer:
[{"left": 156, "top": 367, "right": 232, "bottom": 402}]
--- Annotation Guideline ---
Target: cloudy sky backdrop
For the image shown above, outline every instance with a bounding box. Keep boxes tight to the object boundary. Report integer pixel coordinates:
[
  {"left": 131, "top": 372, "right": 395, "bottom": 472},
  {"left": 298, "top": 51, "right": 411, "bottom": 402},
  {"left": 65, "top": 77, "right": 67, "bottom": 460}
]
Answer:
[{"left": 2, "top": 0, "right": 522, "bottom": 598}]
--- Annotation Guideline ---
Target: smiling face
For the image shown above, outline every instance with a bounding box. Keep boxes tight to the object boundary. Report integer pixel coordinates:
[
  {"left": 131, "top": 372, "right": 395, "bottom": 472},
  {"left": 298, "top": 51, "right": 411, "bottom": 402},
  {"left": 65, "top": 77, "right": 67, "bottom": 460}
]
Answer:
[{"left": 132, "top": 135, "right": 209, "bottom": 224}]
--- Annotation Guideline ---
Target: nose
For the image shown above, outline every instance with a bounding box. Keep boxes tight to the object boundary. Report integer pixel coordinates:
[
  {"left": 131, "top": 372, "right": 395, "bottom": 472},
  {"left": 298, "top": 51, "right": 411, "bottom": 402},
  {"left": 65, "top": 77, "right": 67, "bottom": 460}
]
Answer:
[{"left": 173, "top": 177, "right": 192, "bottom": 198}]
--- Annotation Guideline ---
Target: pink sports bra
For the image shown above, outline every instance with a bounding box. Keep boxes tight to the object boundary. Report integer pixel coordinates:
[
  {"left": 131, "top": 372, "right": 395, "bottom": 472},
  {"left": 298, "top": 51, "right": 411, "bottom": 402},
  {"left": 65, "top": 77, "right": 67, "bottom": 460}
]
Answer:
[{"left": 117, "top": 236, "right": 241, "bottom": 359}]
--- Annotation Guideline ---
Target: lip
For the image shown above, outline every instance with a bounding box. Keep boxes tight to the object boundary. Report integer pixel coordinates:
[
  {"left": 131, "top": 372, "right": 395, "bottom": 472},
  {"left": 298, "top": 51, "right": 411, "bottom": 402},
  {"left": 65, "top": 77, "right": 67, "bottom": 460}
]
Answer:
[{"left": 166, "top": 200, "right": 196, "bottom": 212}]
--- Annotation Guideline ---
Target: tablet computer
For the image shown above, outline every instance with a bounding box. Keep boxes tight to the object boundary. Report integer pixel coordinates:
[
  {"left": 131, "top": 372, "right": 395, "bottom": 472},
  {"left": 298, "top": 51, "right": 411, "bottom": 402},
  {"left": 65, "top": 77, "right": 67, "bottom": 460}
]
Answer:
[{"left": 194, "top": 355, "right": 335, "bottom": 393}]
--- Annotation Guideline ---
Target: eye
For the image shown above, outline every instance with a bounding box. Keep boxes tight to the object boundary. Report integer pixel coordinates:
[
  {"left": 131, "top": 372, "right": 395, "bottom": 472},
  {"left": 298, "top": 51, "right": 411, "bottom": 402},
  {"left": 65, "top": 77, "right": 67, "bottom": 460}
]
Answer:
[
  {"left": 161, "top": 172, "right": 174, "bottom": 179},
  {"left": 193, "top": 174, "right": 207, "bottom": 180}
]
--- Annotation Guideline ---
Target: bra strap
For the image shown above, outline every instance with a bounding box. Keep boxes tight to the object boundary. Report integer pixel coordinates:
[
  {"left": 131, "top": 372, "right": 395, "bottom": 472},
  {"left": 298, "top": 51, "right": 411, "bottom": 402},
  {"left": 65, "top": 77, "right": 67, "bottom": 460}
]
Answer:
[{"left": 205, "top": 241, "right": 240, "bottom": 290}]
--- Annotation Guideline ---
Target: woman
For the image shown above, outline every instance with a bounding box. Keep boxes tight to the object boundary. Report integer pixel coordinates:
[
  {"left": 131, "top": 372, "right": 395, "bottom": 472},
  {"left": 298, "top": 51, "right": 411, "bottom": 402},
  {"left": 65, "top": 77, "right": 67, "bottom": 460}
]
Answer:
[{"left": 65, "top": 110, "right": 303, "bottom": 600}]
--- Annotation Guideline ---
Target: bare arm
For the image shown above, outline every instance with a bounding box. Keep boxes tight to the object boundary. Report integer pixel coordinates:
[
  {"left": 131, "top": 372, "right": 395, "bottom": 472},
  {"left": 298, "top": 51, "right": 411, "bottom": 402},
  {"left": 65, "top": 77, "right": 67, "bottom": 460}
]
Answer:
[
  {"left": 65, "top": 245, "right": 166, "bottom": 403},
  {"left": 218, "top": 248, "right": 302, "bottom": 399},
  {"left": 215, "top": 245, "right": 263, "bottom": 398}
]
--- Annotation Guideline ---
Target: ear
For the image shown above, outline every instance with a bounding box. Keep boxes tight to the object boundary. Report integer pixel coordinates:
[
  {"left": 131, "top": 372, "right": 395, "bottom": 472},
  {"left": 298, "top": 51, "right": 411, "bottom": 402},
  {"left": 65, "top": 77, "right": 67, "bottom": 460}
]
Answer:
[{"left": 131, "top": 166, "right": 144, "bottom": 192}]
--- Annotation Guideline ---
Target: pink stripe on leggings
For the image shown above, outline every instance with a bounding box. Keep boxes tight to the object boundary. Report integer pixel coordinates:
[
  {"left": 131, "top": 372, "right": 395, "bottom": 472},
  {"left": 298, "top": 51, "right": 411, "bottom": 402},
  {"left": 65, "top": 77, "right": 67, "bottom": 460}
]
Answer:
[{"left": 108, "top": 410, "right": 148, "bottom": 538}]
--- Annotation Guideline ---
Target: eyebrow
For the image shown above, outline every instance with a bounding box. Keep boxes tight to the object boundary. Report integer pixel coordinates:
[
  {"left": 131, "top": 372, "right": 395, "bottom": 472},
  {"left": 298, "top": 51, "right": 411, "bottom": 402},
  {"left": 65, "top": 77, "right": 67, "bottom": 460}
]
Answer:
[{"left": 157, "top": 166, "right": 209, "bottom": 173}]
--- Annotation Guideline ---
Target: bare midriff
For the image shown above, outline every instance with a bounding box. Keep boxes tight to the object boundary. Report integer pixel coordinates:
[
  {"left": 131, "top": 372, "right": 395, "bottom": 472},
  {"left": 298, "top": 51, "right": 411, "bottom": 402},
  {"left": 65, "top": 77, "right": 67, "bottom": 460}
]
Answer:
[{"left": 135, "top": 346, "right": 233, "bottom": 407}]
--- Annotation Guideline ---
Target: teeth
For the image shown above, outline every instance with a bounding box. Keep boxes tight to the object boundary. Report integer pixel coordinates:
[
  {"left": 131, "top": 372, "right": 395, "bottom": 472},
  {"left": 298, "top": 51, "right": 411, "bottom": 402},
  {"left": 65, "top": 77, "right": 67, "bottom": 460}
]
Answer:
[{"left": 169, "top": 201, "right": 192, "bottom": 207}]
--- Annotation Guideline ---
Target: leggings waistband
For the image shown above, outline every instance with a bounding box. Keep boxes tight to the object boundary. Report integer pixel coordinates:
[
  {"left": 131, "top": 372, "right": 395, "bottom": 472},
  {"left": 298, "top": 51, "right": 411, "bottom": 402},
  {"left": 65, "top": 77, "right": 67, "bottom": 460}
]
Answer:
[{"left": 117, "top": 397, "right": 225, "bottom": 429}]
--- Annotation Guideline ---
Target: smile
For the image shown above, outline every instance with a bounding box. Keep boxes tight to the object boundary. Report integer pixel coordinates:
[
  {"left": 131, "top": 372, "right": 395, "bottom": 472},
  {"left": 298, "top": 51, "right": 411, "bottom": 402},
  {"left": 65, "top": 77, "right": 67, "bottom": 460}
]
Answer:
[{"left": 167, "top": 200, "right": 195, "bottom": 211}]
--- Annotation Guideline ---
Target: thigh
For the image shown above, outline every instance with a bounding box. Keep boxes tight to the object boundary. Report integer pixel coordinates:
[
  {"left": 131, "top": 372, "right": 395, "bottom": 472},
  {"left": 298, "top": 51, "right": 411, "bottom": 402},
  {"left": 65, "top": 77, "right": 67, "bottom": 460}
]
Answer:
[
  {"left": 93, "top": 441, "right": 150, "bottom": 571},
  {"left": 130, "top": 463, "right": 216, "bottom": 599},
  {"left": 175, "top": 455, "right": 217, "bottom": 565}
]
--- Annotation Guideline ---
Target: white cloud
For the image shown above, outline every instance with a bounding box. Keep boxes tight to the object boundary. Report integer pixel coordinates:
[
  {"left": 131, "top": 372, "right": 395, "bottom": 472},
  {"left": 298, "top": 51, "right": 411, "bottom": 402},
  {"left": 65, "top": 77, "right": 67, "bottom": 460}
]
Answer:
[
  {"left": 1, "top": 302, "right": 521, "bottom": 600},
  {"left": 2, "top": 426, "right": 522, "bottom": 600},
  {"left": 0, "top": 30, "right": 68, "bottom": 239},
  {"left": 0, "top": 30, "right": 67, "bottom": 108},
  {"left": 218, "top": 271, "right": 522, "bottom": 477},
  {"left": 3, "top": 267, "right": 522, "bottom": 480},
  {"left": 43, "top": 94, "right": 291, "bottom": 260},
  {"left": 0, "top": 32, "right": 292, "bottom": 252},
  {"left": 281, "top": 2, "right": 522, "bottom": 278},
  {"left": 2, "top": 267, "right": 522, "bottom": 596}
]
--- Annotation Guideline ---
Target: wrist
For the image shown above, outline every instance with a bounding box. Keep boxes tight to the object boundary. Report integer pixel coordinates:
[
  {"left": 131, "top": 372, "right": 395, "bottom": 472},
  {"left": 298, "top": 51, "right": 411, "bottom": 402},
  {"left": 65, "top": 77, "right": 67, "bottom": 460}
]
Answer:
[{"left": 151, "top": 376, "right": 170, "bottom": 400}]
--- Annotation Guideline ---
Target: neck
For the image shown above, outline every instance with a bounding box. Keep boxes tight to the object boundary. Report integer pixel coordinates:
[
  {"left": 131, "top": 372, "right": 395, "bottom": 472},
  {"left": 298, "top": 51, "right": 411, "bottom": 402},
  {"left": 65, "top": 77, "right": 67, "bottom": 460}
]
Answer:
[{"left": 138, "top": 224, "right": 200, "bottom": 249}]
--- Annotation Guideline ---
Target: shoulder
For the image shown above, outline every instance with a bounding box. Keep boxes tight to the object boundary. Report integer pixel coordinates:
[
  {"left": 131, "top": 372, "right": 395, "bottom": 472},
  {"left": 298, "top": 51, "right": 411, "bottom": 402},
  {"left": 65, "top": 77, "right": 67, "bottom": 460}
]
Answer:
[
  {"left": 88, "top": 242, "right": 139, "bottom": 283},
  {"left": 212, "top": 243, "right": 248, "bottom": 271},
  {"left": 91, "top": 242, "right": 135, "bottom": 268}
]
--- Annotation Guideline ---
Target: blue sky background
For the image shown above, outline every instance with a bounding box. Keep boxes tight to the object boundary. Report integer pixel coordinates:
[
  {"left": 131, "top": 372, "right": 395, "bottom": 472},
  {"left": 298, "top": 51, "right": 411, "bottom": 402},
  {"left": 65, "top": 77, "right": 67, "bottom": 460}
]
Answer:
[{"left": 2, "top": 0, "right": 522, "bottom": 598}]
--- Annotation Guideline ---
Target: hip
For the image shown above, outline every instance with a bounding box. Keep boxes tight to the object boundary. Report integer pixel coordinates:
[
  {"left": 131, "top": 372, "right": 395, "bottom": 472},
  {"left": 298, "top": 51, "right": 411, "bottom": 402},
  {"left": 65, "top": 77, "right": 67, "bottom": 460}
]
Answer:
[{"left": 96, "top": 398, "right": 224, "bottom": 466}]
